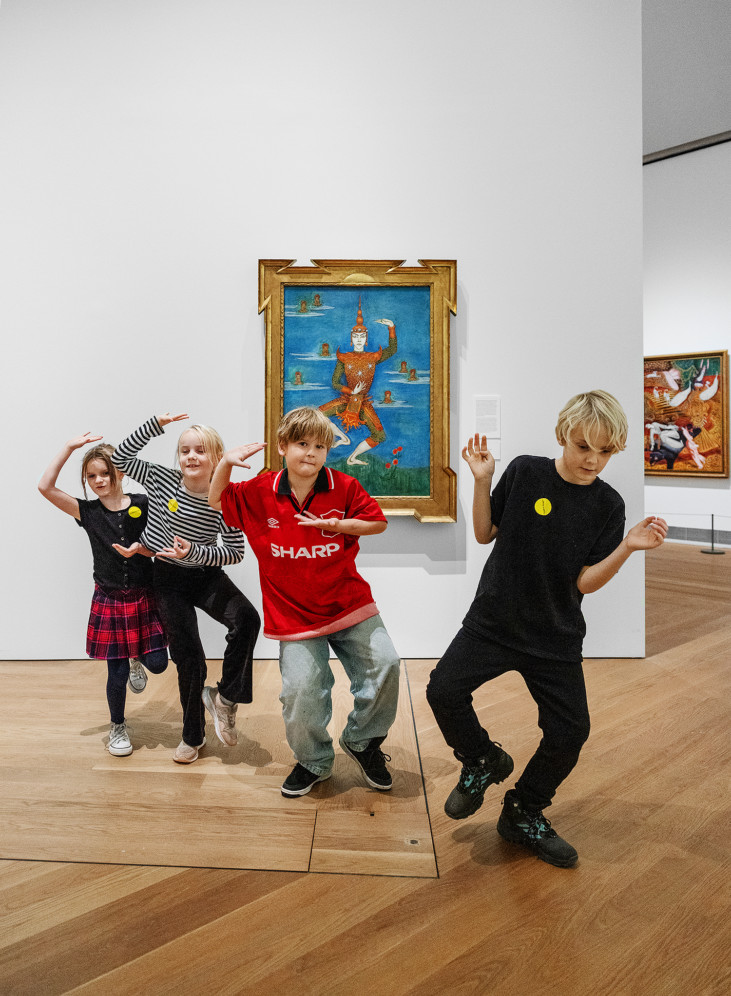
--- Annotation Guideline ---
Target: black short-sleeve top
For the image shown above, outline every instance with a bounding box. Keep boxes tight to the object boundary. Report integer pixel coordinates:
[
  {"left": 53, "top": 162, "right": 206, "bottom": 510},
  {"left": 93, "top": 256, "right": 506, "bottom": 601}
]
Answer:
[
  {"left": 463, "top": 455, "right": 626, "bottom": 663},
  {"left": 76, "top": 494, "right": 153, "bottom": 591}
]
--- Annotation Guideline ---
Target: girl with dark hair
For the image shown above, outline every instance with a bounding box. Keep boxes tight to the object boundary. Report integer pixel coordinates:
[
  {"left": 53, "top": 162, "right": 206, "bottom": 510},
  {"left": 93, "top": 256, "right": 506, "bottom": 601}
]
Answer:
[{"left": 39, "top": 432, "right": 168, "bottom": 757}]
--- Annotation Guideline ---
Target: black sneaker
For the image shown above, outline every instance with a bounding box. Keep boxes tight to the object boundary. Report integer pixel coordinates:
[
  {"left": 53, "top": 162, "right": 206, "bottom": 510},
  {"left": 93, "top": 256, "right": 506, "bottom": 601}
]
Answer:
[
  {"left": 281, "top": 763, "right": 331, "bottom": 797},
  {"left": 444, "top": 743, "right": 514, "bottom": 820},
  {"left": 497, "top": 789, "right": 578, "bottom": 867},
  {"left": 339, "top": 736, "right": 392, "bottom": 790}
]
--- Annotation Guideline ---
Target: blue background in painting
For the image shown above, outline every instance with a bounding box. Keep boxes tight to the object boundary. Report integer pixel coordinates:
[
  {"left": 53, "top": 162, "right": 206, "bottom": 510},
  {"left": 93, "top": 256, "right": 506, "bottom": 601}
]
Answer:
[{"left": 283, "top": 286, "right": 431, "bottom": 468}]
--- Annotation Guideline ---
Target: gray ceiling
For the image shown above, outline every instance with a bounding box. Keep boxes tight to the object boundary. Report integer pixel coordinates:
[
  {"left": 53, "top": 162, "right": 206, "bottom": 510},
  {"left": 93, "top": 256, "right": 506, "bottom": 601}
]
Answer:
[{"left": 643, "top": 0, "right": 731, "bottom": 155}]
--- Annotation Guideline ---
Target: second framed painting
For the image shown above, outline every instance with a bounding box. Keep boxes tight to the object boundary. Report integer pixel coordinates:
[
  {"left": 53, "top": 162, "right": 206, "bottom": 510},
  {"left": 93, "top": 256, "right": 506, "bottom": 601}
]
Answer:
[
  {"left": 259, "top": 259, "right": 457, "bottom": 521},
  {"left": 644, "top": 349, "right": 729, "bottom": 478}
]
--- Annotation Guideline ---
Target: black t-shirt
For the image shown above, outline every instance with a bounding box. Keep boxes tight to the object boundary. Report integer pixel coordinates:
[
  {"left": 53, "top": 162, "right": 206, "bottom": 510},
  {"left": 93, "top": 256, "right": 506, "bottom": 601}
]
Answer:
[
  {"left": 463, "top": 455, "right": 626, "bottom": 663},
  {"left": 76, "top": 494, "right": 153, "bottom": 591}
]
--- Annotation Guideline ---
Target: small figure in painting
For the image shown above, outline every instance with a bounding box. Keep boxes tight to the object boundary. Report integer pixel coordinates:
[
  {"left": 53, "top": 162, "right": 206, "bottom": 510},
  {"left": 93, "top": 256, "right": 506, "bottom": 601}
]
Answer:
[
  {"left": 400, "top": 360, "right": 408, "bottom": 374},
  {"left": 383, "top": 390, "right": 393, "bottom": 404},
  {"left": 293, "top": 371, "right": 304, "bottom": 386},
  {"left": 299, "top": 300, "right": 308, "bottom": 314},
  {"left": 646, "top": 421, "right": 704, "bottom": 470},
  {"left": 319, "top": 342, "right": 330, "bottom": 357},
  {"left": 312, "top": 294, "right": 322, "bottom": 308},
  {"left": 319, "top": 297, "right": 397, "bottom": 466},
  {"left": 408, "top": 368, "right": 418, "bottom": 382}
]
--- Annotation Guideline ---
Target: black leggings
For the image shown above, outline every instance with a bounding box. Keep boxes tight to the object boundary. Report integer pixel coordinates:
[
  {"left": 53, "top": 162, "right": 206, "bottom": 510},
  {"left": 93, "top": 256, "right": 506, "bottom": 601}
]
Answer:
[
  {"left": 106, "top": 648, "right": 169, "bottom": 724},
  {"left": 153, "top": 560, "right": 261, "bottom": 747},
  {"left": 426, "top": 628, "right": 591, "bottom": 810}
]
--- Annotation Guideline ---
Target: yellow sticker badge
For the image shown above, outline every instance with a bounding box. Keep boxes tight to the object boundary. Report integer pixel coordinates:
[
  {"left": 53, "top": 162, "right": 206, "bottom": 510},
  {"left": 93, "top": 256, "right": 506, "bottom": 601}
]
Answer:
[
  {"left": 168, "top": 499, "right": 179, "bottom": 513},
  {"left": 534, "top": 498, "right": 552, "bottom": 516},
  {"left": 128, "top": 505, "right": 142, "bottom": 518}
]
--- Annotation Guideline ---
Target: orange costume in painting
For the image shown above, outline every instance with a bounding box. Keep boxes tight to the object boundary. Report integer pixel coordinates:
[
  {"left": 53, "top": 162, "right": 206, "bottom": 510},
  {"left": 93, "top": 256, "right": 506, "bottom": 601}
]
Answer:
[{"left": 319, "top": 299, "right": 397, "bottom": 465}]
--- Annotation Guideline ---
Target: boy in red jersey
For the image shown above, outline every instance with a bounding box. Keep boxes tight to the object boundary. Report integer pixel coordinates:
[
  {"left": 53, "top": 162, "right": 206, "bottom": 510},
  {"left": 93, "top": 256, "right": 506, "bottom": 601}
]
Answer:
[{"left": 209, "top": 406, "right": 400, "bottom": 797}]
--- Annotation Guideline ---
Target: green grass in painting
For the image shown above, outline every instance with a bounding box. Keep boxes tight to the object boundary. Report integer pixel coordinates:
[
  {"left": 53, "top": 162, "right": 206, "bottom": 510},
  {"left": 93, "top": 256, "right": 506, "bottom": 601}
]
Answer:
[{"left": 327, "top": 455, "right": 430, "bottom": 497}]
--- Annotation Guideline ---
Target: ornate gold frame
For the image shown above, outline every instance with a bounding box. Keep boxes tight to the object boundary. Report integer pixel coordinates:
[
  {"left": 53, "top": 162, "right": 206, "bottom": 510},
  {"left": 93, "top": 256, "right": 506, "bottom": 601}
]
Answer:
[
  {"left": 644, "top": 349, "right": 729, "bottom": 478},
  {"left": 259, "top": 258, "right": 457, "bottom": 521}
]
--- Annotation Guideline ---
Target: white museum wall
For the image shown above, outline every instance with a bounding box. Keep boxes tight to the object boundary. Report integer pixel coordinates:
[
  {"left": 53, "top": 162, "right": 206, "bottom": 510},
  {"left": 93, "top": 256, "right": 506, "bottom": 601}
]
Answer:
[
  {"left": 1, "top": 0, "right": 645, "bottom": 659},
  {"left": 644, "top": 142, "right": 731, "bottom": 532}
]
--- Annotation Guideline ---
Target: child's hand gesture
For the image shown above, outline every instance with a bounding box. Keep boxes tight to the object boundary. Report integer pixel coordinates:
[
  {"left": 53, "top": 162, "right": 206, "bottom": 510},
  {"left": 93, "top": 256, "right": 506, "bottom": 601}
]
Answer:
[
  {"left": 66, "top": 432, "right": 103, "bottom": 451},
  {"left": 224, "top": 443, "right": 267, "bottom": 468},
  {"left": 158, "top": 412, "right": 189, "bottom": 427},
  {"left": 112, "top": 541, "right": 155, "bottom": 559},
  {"left": 157, "top": 535, "right": 192, "bottom": 560},
  {"left": 295, "top": 509, "right": 340, "bottom": 531},
  {"left": 625, "top": 516, "right": 668, "bottom": 551},
  {"left": 462, "top": 434, "right": 495, "bottom": 480}
]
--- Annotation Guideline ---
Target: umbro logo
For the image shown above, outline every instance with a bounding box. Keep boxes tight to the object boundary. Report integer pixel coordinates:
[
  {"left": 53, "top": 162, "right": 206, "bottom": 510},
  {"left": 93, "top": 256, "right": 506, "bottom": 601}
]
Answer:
[{"left": 267, "top": 518, "right": 280, "bottom": 529}]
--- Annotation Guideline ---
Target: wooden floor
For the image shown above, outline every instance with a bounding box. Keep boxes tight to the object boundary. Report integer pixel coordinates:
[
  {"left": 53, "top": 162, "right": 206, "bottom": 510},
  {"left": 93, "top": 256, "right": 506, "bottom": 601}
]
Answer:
[{"left": 1, "top": 543, "right": 729, "bottom": 995}]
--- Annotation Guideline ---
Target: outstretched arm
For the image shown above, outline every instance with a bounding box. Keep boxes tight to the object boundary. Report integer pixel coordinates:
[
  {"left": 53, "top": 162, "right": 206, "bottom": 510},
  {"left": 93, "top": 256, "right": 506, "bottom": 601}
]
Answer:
[
  {"left": 577, "top": 516, "right": 668, "bottom": 594},
  {"left": 38, "top": 432, "right": 103, "bottom": 519},
  {"left": 209, "top": 443, "right": 267, "bottom": 510},
  {"left": 462, "top": 434, "right": 498, "bottom": 544},
  {"left": 295, "top": 509, "right": 387, "bottom": 536}
]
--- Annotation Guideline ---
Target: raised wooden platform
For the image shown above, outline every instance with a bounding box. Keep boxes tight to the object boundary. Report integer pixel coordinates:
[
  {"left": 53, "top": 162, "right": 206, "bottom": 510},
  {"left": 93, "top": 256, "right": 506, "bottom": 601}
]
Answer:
[{"left": 0, "top": 661, "right": 436, "bottom": 879}]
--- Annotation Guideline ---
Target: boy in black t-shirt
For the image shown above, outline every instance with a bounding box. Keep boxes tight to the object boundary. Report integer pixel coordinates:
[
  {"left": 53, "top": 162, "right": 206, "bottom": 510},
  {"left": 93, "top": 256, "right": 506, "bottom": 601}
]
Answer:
[{"left": 426, "top": 391, "right": 667, "bottom": 867}]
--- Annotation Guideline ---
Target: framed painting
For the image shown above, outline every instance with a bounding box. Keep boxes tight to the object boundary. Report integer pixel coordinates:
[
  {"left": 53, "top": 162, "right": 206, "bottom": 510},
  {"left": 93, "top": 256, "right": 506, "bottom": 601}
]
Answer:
[
  {"left": 644, "top": 350, "right": 729, "bottom": 478},
  {"left": 259, "top": 259, "right": 457, "bottom": 521}
]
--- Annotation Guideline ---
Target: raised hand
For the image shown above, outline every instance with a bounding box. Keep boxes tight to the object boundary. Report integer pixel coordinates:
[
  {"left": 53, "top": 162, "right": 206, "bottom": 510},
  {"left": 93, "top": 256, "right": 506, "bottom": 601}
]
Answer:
[
  {"left": 351, "top": 380, "right": 366, "bottom": 395},
  {"left": 157, "top": 535, "right": 192, "bottom": 560},
  {"left": 625, "top": 516, "right": 668, "bottom": 551},
  {"left": 295, "top": 509, "right": 340, "bottom": 531},
  {"left": 158, "top": 412, "right": 189, "bottom": 427},
  {"left": 66, "top": 432, "right": 103, "bottom": 451},
  {"left": 224, "top": 443, "right": 267, "bottom": 468},
  {"left": 462, "top": 433, "right": 495, "bottom": 480},
  {"left": 375, "top": 318, "right": 394, "bottom": 328}
]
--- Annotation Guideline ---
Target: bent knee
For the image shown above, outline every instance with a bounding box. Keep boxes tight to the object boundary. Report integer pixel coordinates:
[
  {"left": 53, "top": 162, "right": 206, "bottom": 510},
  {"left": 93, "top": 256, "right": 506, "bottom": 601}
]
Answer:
[
  {"left": 426, "top": 664, "right": 454, "bottom": 708},
  {"left": 544, "top": 721, "right": 591, "bottom": 753}
]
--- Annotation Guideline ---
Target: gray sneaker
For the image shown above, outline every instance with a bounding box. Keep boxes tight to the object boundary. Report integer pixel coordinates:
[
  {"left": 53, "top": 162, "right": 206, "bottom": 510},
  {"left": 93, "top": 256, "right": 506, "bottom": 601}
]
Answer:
[
  {"left": 127, "top": 658, "right": 147, "bottom": 693},
  {"left": 108, "top": 722, "right": 133, "bottom": 756},
  {"left": 202, "top": 686, "right": 238, "bottom": 746}
]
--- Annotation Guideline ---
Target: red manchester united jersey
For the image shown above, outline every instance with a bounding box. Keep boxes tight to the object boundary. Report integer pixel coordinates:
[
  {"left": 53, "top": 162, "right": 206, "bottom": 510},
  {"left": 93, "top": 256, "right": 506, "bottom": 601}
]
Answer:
[{"left": 220, "top": 467, "right": 386, "bottom": 640}]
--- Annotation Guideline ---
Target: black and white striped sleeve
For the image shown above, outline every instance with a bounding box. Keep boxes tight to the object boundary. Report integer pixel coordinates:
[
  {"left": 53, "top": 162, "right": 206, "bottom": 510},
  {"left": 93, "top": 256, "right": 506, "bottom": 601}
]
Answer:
[
  {"left": 184, "top": 517, "right": 246, "bottom": 567},
  {"left": 112, "top": 417, "right": 165, "bottom": 486}
]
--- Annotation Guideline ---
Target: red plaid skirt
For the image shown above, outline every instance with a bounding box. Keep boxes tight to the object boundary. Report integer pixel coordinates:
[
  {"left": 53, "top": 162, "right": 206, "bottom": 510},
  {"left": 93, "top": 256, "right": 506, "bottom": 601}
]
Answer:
[{"left": 86, "top": 585, "right": 167, "bottom": 660}]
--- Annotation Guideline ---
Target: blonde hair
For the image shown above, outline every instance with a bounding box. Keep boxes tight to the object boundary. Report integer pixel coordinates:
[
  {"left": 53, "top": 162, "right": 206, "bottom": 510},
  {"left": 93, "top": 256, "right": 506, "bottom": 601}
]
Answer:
[
  {"left": 177, "top": 424, "right": 225, "bottom": 479},
  {"left": 81, "top": 443, "right": 119, "bottom": 498},
  {"left": 555, "top": 390, "right": 628, "bottom": 453},
  {"left": 277, "top": 406, "right": 335, "bottom": 450}
]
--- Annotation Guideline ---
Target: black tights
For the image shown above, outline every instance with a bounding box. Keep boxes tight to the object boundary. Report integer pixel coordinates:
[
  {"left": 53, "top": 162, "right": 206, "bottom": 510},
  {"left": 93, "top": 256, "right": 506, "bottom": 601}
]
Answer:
[{"left": 106, "top": 648, "right": 168, "bottom": 724}]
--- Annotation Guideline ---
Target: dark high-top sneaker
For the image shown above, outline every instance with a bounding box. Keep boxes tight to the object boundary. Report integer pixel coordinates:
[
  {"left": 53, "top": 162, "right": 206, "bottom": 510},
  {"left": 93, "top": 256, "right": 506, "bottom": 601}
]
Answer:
[
  {"left": 497, "top": 789, "right": 578, "bottom": 867},
  {"left": 444, "top": 743, "right": 514, "bottom": 820}
]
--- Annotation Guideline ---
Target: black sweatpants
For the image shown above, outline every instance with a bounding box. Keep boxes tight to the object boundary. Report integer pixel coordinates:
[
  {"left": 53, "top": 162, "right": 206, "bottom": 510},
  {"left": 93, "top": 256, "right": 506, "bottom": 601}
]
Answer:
[
  {"left": 154, "top": 559, "right": 260, "bottom": 747},
  {"left": 426, "top": 627, "right": 590, "bottom": 810}
]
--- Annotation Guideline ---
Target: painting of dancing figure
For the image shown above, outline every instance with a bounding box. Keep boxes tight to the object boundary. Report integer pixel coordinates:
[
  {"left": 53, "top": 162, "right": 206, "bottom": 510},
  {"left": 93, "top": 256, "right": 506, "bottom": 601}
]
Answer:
[{"left": 259, "top": 259, "right": 456, "bottom": 521}]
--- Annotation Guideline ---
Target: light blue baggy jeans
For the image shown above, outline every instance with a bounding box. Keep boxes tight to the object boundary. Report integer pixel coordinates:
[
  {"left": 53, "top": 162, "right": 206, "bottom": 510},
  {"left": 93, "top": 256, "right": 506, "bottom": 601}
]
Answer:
[{"left": 278, "top": 614, "right": 401, "bottom": 776}]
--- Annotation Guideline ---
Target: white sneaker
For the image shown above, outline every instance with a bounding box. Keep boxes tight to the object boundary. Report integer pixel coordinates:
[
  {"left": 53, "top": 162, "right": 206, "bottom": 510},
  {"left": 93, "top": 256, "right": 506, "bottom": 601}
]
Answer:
[
  {"left": 173, "top": 738, "right": 206, "bottom": 764},
  {"left": 127, "top": 657, "right": 148, "bottom": 693},
  {"left": 108, "top": 722, "right": 133, "bottom": 756}
]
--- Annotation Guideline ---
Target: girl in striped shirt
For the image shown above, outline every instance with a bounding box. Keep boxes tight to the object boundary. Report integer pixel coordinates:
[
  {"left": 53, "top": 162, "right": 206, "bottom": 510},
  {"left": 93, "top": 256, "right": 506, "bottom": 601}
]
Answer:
[{"left": 112, "top": 413, "right": 262, "bottom": 763}]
